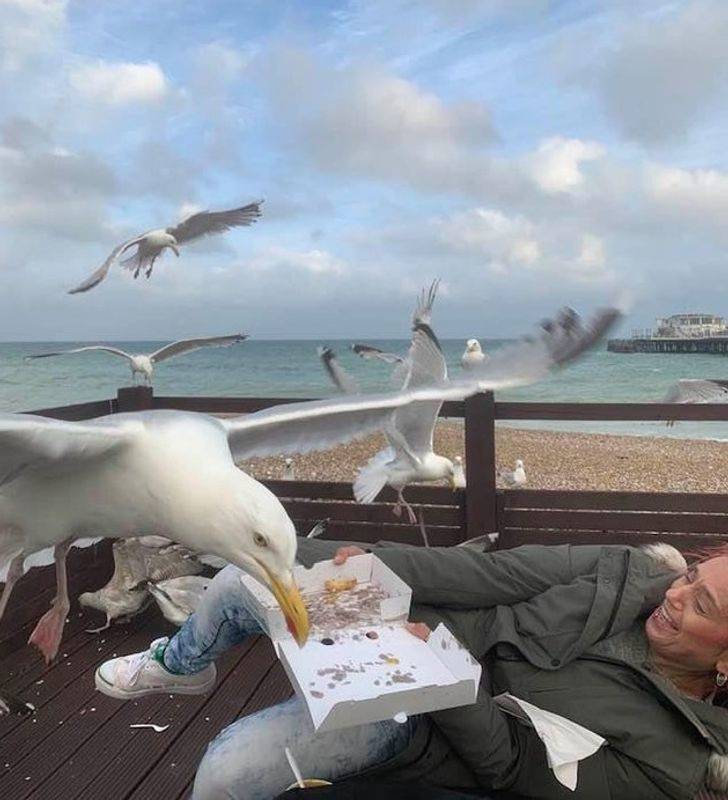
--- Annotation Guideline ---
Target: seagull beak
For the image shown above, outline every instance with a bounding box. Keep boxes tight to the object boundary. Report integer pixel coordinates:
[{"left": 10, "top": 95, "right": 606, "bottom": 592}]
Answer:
[
  {"left": 262, "top": 567, "right": 310, "bottom": 646},
  {"left": 449, "top": 474, "right": 458, "bottom": 491},
  {"left": 168, "top": 244, "right": 180, "bottom": 257}
]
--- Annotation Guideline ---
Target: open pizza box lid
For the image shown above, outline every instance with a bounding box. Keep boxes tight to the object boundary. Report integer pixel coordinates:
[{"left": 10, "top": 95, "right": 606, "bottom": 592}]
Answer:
[{"left": 240, "top": 553, "right": 481, "bottom": 732}]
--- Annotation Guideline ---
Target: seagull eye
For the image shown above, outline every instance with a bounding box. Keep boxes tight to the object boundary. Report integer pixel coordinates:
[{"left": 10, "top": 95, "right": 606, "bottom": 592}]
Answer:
[{"left": 253, "top": 532, "right": 268, "bottom": 548}]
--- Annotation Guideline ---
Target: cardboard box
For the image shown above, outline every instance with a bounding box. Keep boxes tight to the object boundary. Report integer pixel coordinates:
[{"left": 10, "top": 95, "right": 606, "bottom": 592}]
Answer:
[{"left": 240, "top": 554, "right": 482, "bottom": 732}]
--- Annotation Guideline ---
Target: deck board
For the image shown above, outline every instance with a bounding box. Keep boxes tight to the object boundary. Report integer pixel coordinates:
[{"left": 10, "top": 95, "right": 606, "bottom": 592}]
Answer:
[{"left": 0, "top": 559, "right": 287, "bottom": 799}]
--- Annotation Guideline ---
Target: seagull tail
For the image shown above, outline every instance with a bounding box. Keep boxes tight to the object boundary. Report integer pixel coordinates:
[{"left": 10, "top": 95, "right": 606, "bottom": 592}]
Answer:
[{"left": 353, "top": 449, "right": 392, "bottom": 504}]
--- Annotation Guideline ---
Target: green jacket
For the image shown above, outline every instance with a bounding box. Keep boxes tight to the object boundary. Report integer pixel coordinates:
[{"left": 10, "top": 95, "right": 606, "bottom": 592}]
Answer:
[{"left": 296, "top": 539, "right": 728, "bottom": 800}]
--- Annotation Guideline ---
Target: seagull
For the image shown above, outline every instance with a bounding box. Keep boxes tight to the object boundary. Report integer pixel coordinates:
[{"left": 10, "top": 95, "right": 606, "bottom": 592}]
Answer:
[
  {"left": 461, "top": 339, "right": 487, "bottom": 369},
  {"left": 282, "top": 457, "right": 296, "bottom": 481},
  {"left": 146, "top": 576, "right": 211, "bottom": 626},
  {"left": 0, "top": 301, "right": 619, "bottom": 661},
  {"left": 498, "top": 459, "right": 527, "bottom": 487},
  {"left": 305, "top": 519, "right": 329, "bottom": 539},
  {"left": 350, "top": 344, "right": 404, "bottom": 365},
  {"left": 68, "top": 201, "right": 263, "bottom": 294},
  {"left": 317, "top": 346, "right": 360, "bottom": 394},
  {"left": 79, "top": 536, "right": 205, "bottom": 633},
  {"left": 27, "top": 334, "right": 247, "bottom": 385}
]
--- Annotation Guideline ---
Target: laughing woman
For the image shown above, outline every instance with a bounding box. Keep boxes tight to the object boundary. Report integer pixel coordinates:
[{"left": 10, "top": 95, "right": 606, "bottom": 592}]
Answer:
[{"left": 96, "top": 539, "right": 728, "bottom": 800}]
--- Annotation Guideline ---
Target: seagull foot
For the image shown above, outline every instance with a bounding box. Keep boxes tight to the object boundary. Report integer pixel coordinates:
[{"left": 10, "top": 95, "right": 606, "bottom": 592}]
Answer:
[{"left": 28, "top": 600, "right": 70, "bottom": 663}]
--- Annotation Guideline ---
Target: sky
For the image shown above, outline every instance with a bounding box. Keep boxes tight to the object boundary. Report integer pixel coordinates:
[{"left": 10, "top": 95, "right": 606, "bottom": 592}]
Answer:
[{"left": 2, "top": 0, "right": 728, "bottom": 340}]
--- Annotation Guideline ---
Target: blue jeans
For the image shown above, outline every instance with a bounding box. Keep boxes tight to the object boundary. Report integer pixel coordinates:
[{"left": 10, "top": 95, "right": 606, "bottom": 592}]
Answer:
[{"left": 164, "top": 565, "right": 416, "bottom": 800}]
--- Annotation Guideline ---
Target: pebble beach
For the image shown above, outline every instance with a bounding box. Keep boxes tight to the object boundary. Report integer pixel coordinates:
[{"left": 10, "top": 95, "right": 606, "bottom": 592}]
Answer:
[{"left": 239, "top": 421, "right": 728, "bottom": 494}]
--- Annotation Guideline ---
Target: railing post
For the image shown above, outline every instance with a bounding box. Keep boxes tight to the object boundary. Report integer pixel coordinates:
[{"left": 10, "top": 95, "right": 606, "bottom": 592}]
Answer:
[
  {"left": 464, "top": 391, "right": 497, "bottom": 539},
  {"left": 116, "top": 385, "right": 154, "bottom": 413}
]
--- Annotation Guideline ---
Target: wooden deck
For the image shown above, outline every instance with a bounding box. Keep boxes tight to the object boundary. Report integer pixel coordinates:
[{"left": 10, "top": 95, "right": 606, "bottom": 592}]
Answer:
[{"left": 0, "top": 543, "right": 292, "bottom": 799}]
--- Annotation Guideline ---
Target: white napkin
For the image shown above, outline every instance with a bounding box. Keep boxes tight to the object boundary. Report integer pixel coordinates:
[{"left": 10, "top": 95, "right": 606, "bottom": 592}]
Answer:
[{"left": 494, "top": 693, "right": 606, "bottom": 791}]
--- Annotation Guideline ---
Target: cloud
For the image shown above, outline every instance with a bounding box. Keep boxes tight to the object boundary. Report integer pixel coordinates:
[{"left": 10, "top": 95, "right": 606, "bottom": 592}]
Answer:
[
  {"left": 592, "top": 1, "right": 728, "bottom": 144},
  {"left": 0, "top": 0, "right": 66, "bottom": 73},
  {"left": 643, "top": 163, "right": 728, "bottom": 227},
  {"left": 249, "top": 245, "right": 347, "bottom": 276},
  {"left": 526, "top": 137, "right": 604, "bottom": 194},
  {"left": 69, "top": 60, "right": 168, "bottom": 106}
]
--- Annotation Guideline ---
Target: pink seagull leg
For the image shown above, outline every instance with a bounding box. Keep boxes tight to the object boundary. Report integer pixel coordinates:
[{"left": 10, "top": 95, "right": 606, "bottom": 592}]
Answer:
[
  {"left": 0, "top": 551, "right": 25, "bottom": 624},
  {"left": 28, "top": 539, "right": 72, "bottom": 663}
]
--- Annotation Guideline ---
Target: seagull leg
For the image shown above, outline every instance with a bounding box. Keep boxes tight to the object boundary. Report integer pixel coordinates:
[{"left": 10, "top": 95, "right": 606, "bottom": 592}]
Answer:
[
  {"left": 28, "top": 538, "right": 72, "bottom": 663},
  {"left": 393, "top": 490, "right": 418, "bottom": 524},
  {"left": 0, "top": 552, "right": 26, "bottom": 624},
  {"left": 85, "top": 615, "right": 112, "bottom": 635},
  {"left": 146, "top": 255, "right": 157, "bottom": 279},
  {"left": 417, "top": 509, "right": 430, "bottom": 548}
]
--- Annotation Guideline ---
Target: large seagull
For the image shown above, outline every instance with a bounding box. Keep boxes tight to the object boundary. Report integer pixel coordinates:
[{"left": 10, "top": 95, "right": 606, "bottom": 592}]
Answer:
[
  {"left": 0, "top": 301, "right": 620, "bottom": 663},
  {"left": 68, "top": 201, "right": 263, "bottom": 294}
]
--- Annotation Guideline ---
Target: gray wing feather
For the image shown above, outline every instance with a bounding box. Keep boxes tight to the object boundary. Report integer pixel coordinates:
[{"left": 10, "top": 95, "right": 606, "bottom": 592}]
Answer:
[
  {"left": 166, "top": 201, "right": 263, "bottom": 245},
  {"left": 150, "top": 334, "right": 247, "bottom": 363},
  {"left": 68, "top": 236, "right": 144, "bottom": 294},
  {"left": 350, "top": 344, "right": 404, "bottom": 365},
  {"left": 26, "top": 345, "right": 133, "bottom": 362},
  {"left": 0, "top": 414, "right": 134, "bottom": 487},
  {"left": 663, "top": 379, "right": 728, "bottom": 404},
  {"left": 317, "top": 347, "right": 360, "bottom": 394}
]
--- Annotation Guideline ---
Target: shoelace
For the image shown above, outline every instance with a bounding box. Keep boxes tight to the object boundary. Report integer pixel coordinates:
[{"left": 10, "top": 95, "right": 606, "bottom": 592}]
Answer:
[{"left": 125, "top": 642, "right": 162, "bottom": 686}]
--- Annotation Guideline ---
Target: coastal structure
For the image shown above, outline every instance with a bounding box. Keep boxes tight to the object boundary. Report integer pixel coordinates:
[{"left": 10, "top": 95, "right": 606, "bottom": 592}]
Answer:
[{"left": 608, "top": 312, "right": 728, "bottom": 353}]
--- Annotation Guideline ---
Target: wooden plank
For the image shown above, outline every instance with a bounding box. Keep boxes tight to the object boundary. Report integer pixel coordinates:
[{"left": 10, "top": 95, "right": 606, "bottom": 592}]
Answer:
[
  {"left": 465, "top": 392, "right": 496, "bottom": 537},
  {"left": 500, "top": 509, "right": 728, "bottom": 535},
  {"left": 293, "top": 519, "right": 462, "bottom": 547},
  {"left": 128, "top": 648, "right": 291, "bottom": 800},
  {"left": 499, "top": 490, "right": 728, "bottom": 514},
  {"left": 495, "top": 401, "right": 728, "bottom": 422},
  {"left": 24, "top": 399, "right": 116, "bottom": 420},
  {"left": 264, "top": 479, "right": 462, "bottom": 506},
  {"left": 282, "top": 499, "right": 464, "bottom": 527},
  {"left": 496, "top": 528, "right": 728, "bottom": 552},
  {"left": 117, "top": 386, "right": 153, "bottom": 412},
  {"left": 36, "top": 637, "right": 263, "bottom": 800}
]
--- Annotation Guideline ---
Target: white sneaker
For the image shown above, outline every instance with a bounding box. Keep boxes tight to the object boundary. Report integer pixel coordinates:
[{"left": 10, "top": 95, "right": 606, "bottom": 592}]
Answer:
[{"left": 94, "top": 637, "right": 217, "bottom": 699}]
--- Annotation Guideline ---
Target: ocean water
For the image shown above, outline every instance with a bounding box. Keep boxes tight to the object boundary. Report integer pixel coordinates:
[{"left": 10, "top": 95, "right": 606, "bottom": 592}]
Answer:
[{"left": 2, "top": 340, "right": 728, "bottom": 440}]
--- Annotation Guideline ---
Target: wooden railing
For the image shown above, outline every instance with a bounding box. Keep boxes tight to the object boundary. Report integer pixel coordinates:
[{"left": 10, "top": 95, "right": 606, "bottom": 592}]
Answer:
[{"left": 25, "top": 385, "right": 728, "bottom": 553}]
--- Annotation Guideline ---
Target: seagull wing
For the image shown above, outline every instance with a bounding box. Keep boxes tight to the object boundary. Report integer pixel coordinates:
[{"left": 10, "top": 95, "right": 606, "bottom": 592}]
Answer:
[
  {"left": 166, "top": 201, "right": 263, "bottom": 245},
  {"left": 223, "top": 305, "right": 621, "bottom": 461},
  {"left": 26, "top": 345, "right": 134, "bottom": 362},
  {"left": 0, "top": 414, "right": 135, "bottom": 488},
  {"left": 663, "top": 379, "right": 728, "bottom": 404},
  {"left": 68, "top": 236, "right": 145, "bottom": 294},
  {"left": 318, "top": 347, "right": 360, "bottom": 394},
  {"left": 350, "top": 344, "right": 404, "bottom": 365},
  {"left": 149, "top": 334, "right": 247, "bottom": 363}
]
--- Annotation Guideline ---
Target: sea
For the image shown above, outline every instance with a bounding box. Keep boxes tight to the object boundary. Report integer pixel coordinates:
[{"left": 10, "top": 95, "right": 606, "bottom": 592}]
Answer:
[{"left": 2, "top": 340, "right": 728, "bottom": 441}]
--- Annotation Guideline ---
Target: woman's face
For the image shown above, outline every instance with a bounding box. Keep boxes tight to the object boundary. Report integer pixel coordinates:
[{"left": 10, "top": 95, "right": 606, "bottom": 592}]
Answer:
[{"left": 646, "top": 556, "right": 728, "bottom": 671}]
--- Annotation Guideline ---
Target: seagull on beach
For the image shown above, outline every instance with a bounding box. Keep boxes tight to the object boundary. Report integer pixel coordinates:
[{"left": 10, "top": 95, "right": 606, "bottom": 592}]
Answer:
[
  {"left": 0, "top": 300, "right": 619, "bottom": 661},
  {"left": 461, "top": 339, "right": 487, "bottom": 369},
  {"left": 68, "top": 201, "right": 263, "bottom": 294},
  {"left": 452, "top": 456, "right": 466, "bottom": 489},
  {"left": 498, "top": 459, "right": 527, "bottom": 487},
  {"left": 27, "top": 334, "right": 247, "bottom": 385}
]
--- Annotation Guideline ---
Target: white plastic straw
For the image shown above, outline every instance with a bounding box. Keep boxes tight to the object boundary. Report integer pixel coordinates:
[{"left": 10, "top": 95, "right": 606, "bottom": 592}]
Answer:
[{"left": 285, "top": 746, "right": 305, "bottom": 789}]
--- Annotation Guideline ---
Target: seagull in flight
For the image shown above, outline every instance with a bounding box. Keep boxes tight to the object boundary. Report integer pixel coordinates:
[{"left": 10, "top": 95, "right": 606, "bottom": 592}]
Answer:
[
  {"left": 662, "top": 379, "right": 728, "bottom": 426},
  {"left": 0, "top": 300, "right": 619, "bottom": 662},
  {"left": 27, "top": 334, "right": 247, "bottom": 385},
  {"left": 68, "top": 201, "right": 263, "bottom": 294}
]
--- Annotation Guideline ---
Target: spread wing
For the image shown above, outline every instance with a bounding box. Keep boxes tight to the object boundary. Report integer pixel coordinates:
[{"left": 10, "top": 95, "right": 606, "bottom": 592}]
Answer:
[
  {"left": 663, "top": 379, "right": 728, "bottom": 404},
  {"left": 0, "top": 414, "right": 135, "bottom": 488},
  {"left": 166, "top": 201, "right": 263, "bottom": 245},
  {"left": 222, "top": 305, "right": 621, "bottom": 462},
  {"left": 150, "top": 334, "right": 247, "bottom": 363},
  {"left": 68, "top": 236, "right": 144, "bottom": 295},
  {"left": 26, "top": 346, "right": 133, "bottom": 362},
  {"left": 350, "top": 344, "right": 404, "bottom": 365},
  {"left": 317, "top": 347, "right": 360, "bottom": 394}
]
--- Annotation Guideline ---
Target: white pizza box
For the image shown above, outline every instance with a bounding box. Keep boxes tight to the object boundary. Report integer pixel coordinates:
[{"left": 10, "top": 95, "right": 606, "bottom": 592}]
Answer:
[{"left": 240, "top": 553, "right": 482, "bottom": 732}]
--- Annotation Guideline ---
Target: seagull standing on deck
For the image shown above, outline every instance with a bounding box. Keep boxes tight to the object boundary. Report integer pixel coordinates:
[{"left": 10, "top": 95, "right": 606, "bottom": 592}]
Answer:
[
  {"left": 68, "top": 201, "right": 263, "bottom": 294},
  {"left": 499, "top": 459, "right": 527, "bottom": 487},
  {"left": 27, "top": 334, "right": 247, "bottom": 385},
  {"left": 0, "top": 301, "right": 620, "bottom": 662}
]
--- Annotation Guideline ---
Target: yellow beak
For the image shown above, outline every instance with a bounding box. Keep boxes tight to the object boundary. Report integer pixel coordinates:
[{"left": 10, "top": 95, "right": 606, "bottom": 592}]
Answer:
[
  {"left": 264, "top": 568, "right": 310, "bottom": 646},
  {"left": 449, "top": 474, "right": 458, "bottom": 491}
]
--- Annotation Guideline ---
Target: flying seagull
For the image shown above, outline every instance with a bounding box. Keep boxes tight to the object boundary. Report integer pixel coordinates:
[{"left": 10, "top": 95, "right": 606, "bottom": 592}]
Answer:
[
  {"left": 662, "top": 379, "right": 728, "bottom": 426},
  {"left": 68, "top": 201, "right": 263, "bottom": 294},
  {"left": 0, "top": 301, "right": 619, "bottom": 661},
  {"left": 350, "top": 344, "right": 404, "bottom": 365},
  {"left": 27, "top": 334, "right": 247, "bottom": 385},
  {"left": 461, "top": 339, "right": 487, "bottom": 369}
]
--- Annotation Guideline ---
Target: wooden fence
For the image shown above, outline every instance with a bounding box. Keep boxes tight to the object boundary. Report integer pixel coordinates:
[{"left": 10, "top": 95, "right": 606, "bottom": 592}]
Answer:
[{"left": 25, "top": 385, "right": 728, "bottom": 554}]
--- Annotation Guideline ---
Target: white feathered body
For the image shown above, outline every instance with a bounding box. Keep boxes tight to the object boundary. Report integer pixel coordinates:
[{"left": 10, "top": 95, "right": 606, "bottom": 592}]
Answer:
[
  {"left": 136, "top": 229, "right": 177, "bottom": 257},
  {"left": 0, "top": 411, "right": 291, "bottom": 581},
  {"left": 354, "top": 448, "right": 453, "bottom": 503},
  {"left": 129, "top": 355, "right": 154, "bottom": 382}
]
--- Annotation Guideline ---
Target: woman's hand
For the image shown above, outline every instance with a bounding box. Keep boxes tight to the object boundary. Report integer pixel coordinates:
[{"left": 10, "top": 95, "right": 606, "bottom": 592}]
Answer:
[
  {"left": 405, "top": 622, "right": 431, "bottom": 642},
  {"left": 333, "top": 545, "right": 367, "bottom": 565}
]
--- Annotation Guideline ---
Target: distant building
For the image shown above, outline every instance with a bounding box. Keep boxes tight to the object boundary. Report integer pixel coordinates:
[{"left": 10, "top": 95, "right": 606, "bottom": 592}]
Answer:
[
  {"left": 611, "top": 312, "right": 728, "bottom": 353},
  {"left": 654, "top": 313, "right": 728, "bottom": 339}
]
